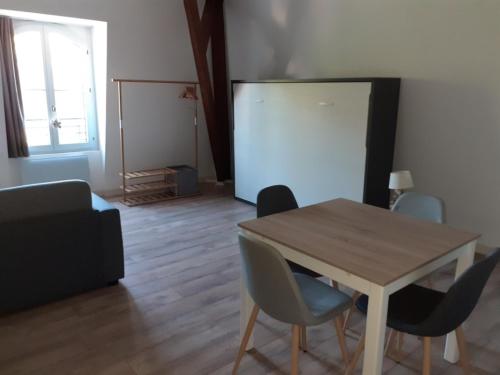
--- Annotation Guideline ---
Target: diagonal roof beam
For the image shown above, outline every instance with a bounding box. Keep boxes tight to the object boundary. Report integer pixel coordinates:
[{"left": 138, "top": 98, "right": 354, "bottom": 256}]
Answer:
[{"left": 184, "top": 0, "right": 231, "bottom": 181}]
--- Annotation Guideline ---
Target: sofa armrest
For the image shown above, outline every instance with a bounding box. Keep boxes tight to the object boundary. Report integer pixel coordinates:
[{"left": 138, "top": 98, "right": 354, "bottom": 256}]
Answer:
[{"left": 91, "top": 193, "right": 125, "bottom": 282}]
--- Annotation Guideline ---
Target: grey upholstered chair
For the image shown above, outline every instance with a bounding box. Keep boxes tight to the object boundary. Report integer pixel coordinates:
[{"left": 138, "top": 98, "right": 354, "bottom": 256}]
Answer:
[
  {"left": 257, "top": 185, "right": 327, "bottom": 350},
  {"left": 257, "top": 185, "right": 321, "bottom": 278},
  {"left": 347, "top": 248, "right": 500, "bottom": 374},
  {"left": 233, "top": 235, "right": 352, "bottom": 375},
  {"left": 389, "top": 192, "right": 445, "bottom": 347},
  {"left": 343, "top": 192, "right": 446, "bottom": 333},
  {"left": 392, "top": 192, "right": 445, "bottom": 224}
]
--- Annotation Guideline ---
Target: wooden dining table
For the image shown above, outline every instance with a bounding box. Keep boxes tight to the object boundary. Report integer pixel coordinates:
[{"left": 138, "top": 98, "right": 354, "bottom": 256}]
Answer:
[{"left": 238, "top": 198, "right": 480, "bottom": 375}]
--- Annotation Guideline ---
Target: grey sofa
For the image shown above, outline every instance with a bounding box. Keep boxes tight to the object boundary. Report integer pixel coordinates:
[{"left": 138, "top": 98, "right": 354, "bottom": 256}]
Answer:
[{"left": 0, "top": 180, "right": 124, "bottom": 313}]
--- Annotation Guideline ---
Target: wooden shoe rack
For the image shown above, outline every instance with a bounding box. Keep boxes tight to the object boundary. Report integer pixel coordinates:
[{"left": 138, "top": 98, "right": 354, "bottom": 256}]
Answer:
[{"left": 119, "top": 168, "right": 178, "bottom": 207}]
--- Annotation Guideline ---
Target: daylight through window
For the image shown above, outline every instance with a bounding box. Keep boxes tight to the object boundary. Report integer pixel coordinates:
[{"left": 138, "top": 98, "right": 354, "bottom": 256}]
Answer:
[{"left": 14, "top": 21, "right": 98, "bottom": 153}]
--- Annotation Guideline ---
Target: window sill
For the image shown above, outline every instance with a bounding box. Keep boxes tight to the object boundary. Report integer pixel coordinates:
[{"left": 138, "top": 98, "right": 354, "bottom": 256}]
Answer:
[{"left": 27, "top": 149, "right": 101, "bottom": 159}]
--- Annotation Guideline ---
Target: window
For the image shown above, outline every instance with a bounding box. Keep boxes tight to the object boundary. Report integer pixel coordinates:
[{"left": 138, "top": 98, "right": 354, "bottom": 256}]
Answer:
[{"left": 14, "top": 21, "right": 98, "bottom": 153}]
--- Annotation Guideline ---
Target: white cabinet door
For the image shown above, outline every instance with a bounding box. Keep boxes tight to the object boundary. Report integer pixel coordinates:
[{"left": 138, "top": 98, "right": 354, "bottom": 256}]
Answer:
[{"left": 234, "top": 82, "right": 372, "bottom": 206}]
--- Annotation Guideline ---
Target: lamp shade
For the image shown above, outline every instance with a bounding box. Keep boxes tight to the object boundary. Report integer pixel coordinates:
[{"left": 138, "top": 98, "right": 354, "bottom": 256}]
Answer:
[{"left": 389, "top": 170, "right": 414, "bottom": 190}]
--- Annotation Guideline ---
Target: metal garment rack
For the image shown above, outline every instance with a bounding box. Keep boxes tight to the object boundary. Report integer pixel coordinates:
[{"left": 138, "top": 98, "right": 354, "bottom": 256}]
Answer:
[{"left": 112, "top": 78, "right": 199, "bottom": 206}]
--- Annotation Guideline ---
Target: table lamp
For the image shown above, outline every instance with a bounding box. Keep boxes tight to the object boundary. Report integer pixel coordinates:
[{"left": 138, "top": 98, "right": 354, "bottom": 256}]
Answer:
[{"left": 389, "top": 170, "right": 414, "bottom": 206}]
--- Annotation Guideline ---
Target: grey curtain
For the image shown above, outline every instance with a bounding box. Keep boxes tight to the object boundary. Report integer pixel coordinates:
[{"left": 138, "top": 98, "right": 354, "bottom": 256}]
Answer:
[{"left": 0, "top": 16, "right": 29, "bottom": 158}]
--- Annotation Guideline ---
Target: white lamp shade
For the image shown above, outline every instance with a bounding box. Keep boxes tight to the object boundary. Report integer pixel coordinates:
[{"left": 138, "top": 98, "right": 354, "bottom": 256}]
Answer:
[{"left": 389, "top": 170, "right": 414, "bottom": 190}]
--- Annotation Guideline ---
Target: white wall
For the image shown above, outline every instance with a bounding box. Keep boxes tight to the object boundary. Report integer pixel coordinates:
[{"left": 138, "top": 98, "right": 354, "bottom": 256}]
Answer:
[
  {"left": 0, "top": 0, "right": 216, "bottom": 191},
  {"left": 225, "top": 0, "right": 500, "bottom": 245}
]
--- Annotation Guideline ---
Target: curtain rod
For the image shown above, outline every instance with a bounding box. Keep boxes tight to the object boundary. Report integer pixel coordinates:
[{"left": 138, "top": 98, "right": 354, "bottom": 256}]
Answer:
[{"left": 112, "top": 78, "right": 198, "bottom": 85}]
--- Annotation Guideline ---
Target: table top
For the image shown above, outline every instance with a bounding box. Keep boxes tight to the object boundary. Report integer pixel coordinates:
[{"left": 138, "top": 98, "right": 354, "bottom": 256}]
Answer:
[{"left": 238, "top": 199, "right": 480, "bottom": 286}]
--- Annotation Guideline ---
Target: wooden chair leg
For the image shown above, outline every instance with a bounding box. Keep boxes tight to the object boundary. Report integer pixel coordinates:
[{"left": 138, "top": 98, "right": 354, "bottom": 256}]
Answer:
[
  {"left": 422, "top": 337, "right": 431, "bottom": 375},
  {"left": 397, "top": 331, "right": 405, "bottom": 351},
  {"left": 334, "top": 316, "right": 350, "bottom": 367},
  {"left": 299, "top": 326, "right": 308, "bottom": 352},
  {"left": 455, "top": 326, "right": 471, "bottom": 375},
  {"left": 232, "top": 305, "right": 259, "bottom": 375},
  {"left": 291, "top": 325, "right": 300, "bottom": 375},
  {"left": 345, "top": 333, "right": 365, "bottom": 375},
  {"left": 385, "top": 328, "right": 396, "bottom": 356},
  {"left": 343, "top": 291, "right": 361, "bottom": 332},
  {"left": 395, "top": 331, "right": 405, "bottom": 362}
]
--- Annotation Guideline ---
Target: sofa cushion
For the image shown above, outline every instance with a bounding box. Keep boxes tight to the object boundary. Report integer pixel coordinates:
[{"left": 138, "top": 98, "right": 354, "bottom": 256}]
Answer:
[{"left": 0, "top": 180, "right": 92, "bottom": 223}]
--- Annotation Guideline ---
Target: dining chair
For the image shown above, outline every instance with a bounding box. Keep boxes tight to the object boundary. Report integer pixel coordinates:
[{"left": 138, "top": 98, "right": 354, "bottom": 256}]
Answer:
[
  {"left": 346, "top": 248, "right": 500, "bottom": 375},
  {"left": 343, "top": 192, "right": 445, "bottom": 334},
  {"left": 392, "top": 192, "right": 445, "bottom": 224},
  {"left": 393, "top": 192, "right": 446, "bottom": 350},
  {"left": 257, "top": 185, "right": 322, "bottom": 279},
  {"left": 257, "top": 185, "right": 325, "bottom": 350},
  {"left": 233, "top": 235, "right": 352, "bottom": 375}
]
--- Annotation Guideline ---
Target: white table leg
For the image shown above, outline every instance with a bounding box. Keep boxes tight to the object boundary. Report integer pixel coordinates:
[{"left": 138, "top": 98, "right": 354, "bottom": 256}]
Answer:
[
  {"left": 444, "top": 241, "right": 476, "bottom": 363},
  {"left": 240, "top": 275, "right": 255, "bottom": 351},
  {"left": 362, "top": 284, "right": 389, "bottom": 375}
]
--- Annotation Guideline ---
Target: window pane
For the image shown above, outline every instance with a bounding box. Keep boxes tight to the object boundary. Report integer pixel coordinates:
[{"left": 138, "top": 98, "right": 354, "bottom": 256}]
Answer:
[
  {"left": 14, "top": 23, "right": 97, "bottom": 152},
  {"left": 58, "top": 119, "right": 89, "bottom": 145},
  {"left": 15, "top": 29, "right": 50, "bottom": 148},
  {"left": 55, "top": 90, "right": 85, "bottom": 119},
  {"left": 14, "top": 31, "right": 46, "bottom": 91},
  {"left": 22, "top": 90, "right": 49, "bottom": 120},
  {"left": 48, "top": 32, "right": 87, "bottom": 91},
  {"left": 24, "top": 120, "right": 51, "bottom": 147},
  {"left": 49, "top": 30, "right": 91, "bottom": 147}
]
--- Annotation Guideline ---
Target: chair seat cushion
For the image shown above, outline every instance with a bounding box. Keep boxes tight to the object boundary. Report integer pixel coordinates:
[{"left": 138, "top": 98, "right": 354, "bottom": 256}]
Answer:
[
  {"left": 355, "top": 284, "right": 445, "bottom": 335},
  {"left": 294, "top": 273, "right": 352, "bottom": 325}
]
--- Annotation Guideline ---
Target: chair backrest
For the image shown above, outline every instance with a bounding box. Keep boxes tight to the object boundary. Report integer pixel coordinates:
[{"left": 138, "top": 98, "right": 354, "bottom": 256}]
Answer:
[
  {"left": 392, "top": 192, "right": 445, "bottom": 224},
  {"left": 256, "top": 185, "right": 298, "bottom": 218},
  {"left": 420, "top": 248, "right": 500, "bottom": 336},
  {"left": 239, "top": 235, "right": 312, "bottom": 325}
]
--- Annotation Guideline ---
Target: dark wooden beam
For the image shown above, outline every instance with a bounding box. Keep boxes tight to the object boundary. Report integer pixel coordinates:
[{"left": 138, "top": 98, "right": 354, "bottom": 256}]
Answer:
[
  {"left": 200, "top": 0, "right": 216, "bottom": 52},
  {"left": 184, "top": 0, "right": 231, "bottom": 182},
  {"left": 210, "top": 0, "right": 231, "bottom": 180}
]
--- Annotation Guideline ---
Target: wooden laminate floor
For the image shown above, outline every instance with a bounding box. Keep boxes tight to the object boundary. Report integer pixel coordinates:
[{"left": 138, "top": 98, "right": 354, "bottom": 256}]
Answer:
[{"left": 0, "top": 187, "right": 499, "bottom": 375}]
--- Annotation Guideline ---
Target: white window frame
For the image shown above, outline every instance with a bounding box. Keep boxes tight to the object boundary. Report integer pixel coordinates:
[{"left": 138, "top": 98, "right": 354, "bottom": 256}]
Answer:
[{"left": 14, "top": 20, "right": 99, "bottom": 154}]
